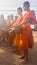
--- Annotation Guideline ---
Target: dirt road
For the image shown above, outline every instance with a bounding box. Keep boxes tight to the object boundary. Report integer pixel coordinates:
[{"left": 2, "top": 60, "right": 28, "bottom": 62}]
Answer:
[{"left": 0, "top": 31, "right": 37, "bottom": 65}]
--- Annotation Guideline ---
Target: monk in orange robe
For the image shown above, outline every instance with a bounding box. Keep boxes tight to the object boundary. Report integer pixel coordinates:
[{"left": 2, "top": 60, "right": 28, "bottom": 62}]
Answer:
[
  {"left": 13, "top": 7, "right": 23, "bottom": 53},
  {"left": 5, "top": 15, "right": 15, "bottom": 46},
  {"left": 19, "top": 1, "right": 36, "bottom": 62},
  {"left": 6, "top": 15, "right": 14, "bottom": 29}
]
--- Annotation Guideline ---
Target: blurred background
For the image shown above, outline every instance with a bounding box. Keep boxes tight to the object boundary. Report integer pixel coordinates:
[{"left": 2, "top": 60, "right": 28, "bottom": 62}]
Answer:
[{"left": 0, "top": 0, "right": 37, "bottom": 20}]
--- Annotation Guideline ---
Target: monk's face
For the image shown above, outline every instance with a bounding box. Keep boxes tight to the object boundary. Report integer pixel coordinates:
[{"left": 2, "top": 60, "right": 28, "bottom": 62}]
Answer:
[
  {"left": 23, "top": 5, "right": 29, "bottom": 11},
  {"left": 17, "top": 9, "right": 22, "bottom": 15}
]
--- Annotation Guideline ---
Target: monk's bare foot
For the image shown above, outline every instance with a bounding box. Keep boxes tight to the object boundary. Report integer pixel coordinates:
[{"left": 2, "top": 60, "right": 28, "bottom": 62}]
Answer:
[
  {"left": 19, "top": 55, "right": 25, "bottom": 59},
  {"left": 25, "top": 58, "right": 29, "bottom": 63}
]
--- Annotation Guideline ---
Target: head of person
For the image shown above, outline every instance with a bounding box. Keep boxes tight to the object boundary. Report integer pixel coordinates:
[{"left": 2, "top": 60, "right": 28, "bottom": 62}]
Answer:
[
  {"left": 15, "top": 16, "right": 18, "bottom": 20},
  {"left": 17, "top": 7, "right": 23, "bottom": 15},
  {"left": 23, "top": 1, "right": 30, "bottom": 11},
  {"left": 7, "top": 15, "right": 10, "bottom": 20},
  {"left": 10, "top": 15, "right": 14, "bottom": 20},
  {"left": 1, "top": 15, "right": 4, "bottom": 20}
]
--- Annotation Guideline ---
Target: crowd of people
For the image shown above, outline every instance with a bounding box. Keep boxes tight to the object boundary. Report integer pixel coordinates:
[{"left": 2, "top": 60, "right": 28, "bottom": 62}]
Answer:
[{"left": 0, "top": 1, "right": 37, "bottom": 63}]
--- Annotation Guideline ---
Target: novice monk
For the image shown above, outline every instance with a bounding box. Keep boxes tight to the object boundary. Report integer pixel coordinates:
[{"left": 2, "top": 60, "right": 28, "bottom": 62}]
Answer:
[
  {"left": 14, "top": 16, "right": 18, "bottom": 22},
  {"left": 19, "top": 1, "right": 36, "bottom": 62},
  {"left": 6, "top": 15, "right": 14, "bottom": 29},
  {"left": 13, "top": 7, "right": 23, "bottom": 53},
  {"left": 5, "top": 15, "right": 15, "bottom": 46}
]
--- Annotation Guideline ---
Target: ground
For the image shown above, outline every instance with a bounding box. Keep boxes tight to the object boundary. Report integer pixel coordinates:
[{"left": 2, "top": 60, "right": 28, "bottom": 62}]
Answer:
[{"left": 0, "top": 31, "right": 37, "bottom": 65}]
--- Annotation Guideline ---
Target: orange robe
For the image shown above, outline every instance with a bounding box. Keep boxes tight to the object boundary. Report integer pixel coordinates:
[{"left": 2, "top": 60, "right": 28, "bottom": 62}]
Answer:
[
  {"left": 14, "top": 15, "right": 23, "bottom": 47},
  {"left": 19, "top": 10, "right": 35, "bottom": 51},
  {"left": 14, "top": 10, "right": 35, "bottom": 50},
  {"left": 6, "top": 20, "right": 14, "bottom": 29},
  {"left": 19, "top": 24, "right": 34, "bottom": 51},
  {"left": 6, "top": 20, "right": 14, "bottom": 45},
  {"left": 23, "top": 10, "right": 36, "bottom": 24}
]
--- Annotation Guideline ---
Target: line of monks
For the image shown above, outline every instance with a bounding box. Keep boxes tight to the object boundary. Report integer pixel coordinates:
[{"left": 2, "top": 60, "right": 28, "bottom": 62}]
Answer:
[{"left": 0, "top": 1, "right": 36, "bottom": 63}]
